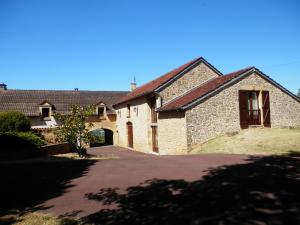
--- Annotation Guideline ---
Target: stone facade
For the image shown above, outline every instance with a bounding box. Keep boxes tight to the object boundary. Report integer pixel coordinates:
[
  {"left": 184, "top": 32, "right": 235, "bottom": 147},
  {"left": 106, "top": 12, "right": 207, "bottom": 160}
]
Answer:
[
  {"left": 159, "top": 62, "right": 220, "bottom": 104},
  {"left": 115, "top": 97, "right": 153, "bottom": 153},
  {"left": 87, "top": 114, "right": 117, "bottom": 144},
  {"left": 36, "top": 111, "right": 117, "bottom": 145},
  {"left": 112, "top": 61, "right": 300, "bottom": 155},
  {"left": 157, "top": 111, "right": 187, "bottom": 155},
  {"left": 186, "top": 72, "right": 300, "bottom": 149}
]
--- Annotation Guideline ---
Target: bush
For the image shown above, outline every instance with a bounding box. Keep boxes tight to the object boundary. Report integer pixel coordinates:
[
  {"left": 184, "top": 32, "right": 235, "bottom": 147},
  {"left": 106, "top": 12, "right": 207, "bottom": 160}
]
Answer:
[
  {"left": 0, "top": 132, "right": 47, "bottom": 150},
  {"left": 0, "top": 111, "right": 31, "bottom": 132}
]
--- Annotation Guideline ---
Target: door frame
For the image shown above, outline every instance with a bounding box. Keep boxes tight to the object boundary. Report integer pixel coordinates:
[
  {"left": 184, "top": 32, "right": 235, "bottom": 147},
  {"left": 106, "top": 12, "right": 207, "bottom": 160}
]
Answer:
[
  {"left": 127, "top": 122, "right": 133, "bottom": 148},
  {"left": 151, "top": 126, "right": 159, "bottom": 153}
]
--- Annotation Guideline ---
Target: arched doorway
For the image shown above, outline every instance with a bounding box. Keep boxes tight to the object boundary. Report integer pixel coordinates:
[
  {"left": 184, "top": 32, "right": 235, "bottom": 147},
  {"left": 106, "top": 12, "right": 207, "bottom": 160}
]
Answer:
[
  {"left": 127, "top": 122, "right": 133, "bottom": 148},
  {"left": 89, "top": 128, "right": 114, "bottom": 147}
]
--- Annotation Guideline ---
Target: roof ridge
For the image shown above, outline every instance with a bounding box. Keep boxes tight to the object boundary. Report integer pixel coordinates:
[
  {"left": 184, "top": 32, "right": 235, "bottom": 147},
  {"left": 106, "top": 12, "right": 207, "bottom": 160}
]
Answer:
[
  {"left": 4, "top": 89, "right": 129, "bottom": 93},
  {"left": 114, "top": 56, "right": 221, "bottom": 106},
  {"left": 131, "top": 57, "right": 202, "bottom": 93},
  {"left": 224, "top": 66, "right": 255, "bottom": 76}
]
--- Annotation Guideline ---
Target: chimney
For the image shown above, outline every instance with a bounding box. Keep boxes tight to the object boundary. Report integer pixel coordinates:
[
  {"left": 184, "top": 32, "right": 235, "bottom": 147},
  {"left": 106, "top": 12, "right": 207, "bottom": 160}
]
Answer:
[
  {"left": 130, "top": 76, "right": 137, "bottom": 91},
  {"left": 0, "top": 83, "right": 7, "bottom": 91}
]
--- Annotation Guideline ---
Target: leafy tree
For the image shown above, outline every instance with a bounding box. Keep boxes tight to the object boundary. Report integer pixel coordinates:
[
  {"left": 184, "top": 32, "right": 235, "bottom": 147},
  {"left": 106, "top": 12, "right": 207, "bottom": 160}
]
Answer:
[
  {"left": 298, "top": 89, "right": 300, "bottom": 98},
  {"left": 54, "top": 105, "right": 95, "bottom": 156},
  {"left": 0, "top": 111, "right": 31, "bottom": 132}
]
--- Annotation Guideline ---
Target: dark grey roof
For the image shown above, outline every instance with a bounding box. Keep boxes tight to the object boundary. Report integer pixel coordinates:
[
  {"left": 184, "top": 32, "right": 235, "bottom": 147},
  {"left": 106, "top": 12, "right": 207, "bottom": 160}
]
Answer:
[{"left": 0, "top": 89, "right": 129, "bottom": 116}]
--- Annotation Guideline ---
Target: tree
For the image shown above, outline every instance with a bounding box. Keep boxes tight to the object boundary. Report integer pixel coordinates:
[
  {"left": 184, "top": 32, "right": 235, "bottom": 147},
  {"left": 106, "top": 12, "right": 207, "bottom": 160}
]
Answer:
[
  {"left": 298, "top": 89, "right": 300, "bottom": 98},
  {"left": 54, "top": 105, "right": 95, "bottom": 156}
]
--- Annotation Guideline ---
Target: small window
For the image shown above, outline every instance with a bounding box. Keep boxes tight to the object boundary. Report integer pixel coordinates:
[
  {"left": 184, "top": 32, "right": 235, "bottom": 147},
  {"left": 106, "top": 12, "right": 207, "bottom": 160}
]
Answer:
[
  {"left": 150, "top": 98, "right": 157, "bottom": 123},
  {"left": 97, "top": 107, "right": 105, "bottom": 117},
  {"left": 41, "top": 107, "right": 50, "bottom": 120},
  {"left": 127, "top": 104, "right": 130, "bottom": 118}
]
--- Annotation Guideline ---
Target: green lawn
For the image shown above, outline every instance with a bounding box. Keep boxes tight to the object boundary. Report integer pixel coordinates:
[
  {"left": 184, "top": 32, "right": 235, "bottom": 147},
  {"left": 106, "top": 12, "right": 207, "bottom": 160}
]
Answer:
[
  {"left": 190, "top": 128, "right": 300, "bottom": 155},
  {"left": 1, "top": 212, "right": 87, "bottom": 225}
]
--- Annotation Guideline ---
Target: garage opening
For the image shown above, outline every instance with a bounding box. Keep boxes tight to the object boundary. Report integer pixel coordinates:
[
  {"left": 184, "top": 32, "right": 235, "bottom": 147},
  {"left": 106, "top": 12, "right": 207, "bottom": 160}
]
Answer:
[{"left": 89, "top": 128, "right": 114, "bottom": 147}]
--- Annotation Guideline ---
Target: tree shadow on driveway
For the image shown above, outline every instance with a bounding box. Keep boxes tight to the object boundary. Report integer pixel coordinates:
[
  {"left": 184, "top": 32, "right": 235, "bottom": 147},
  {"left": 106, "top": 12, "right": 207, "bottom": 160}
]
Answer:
[
  {"left": 84, "top": 152, "right": 300, "bottom": 225},
  {"left": 0, "top": 157, "right": 95, "bottom": 224}
]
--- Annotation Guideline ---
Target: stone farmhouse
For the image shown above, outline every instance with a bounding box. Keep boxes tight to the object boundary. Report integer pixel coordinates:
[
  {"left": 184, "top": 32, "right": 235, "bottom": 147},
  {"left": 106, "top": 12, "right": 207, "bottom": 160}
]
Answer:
[
  {"left": 113, "top": 57, "right": 300, "bottom": 154},
  {"left": 1, "top": 57, "right": 300, "bottom": 154}
]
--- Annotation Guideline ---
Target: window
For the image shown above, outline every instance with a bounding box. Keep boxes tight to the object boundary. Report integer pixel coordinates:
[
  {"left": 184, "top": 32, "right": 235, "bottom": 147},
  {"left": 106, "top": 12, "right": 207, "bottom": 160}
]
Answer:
[
  {"left": 150, "top": 98, "right": 157, "bottom": 123},
  {"left": 41, "top": 107, "right": 50, "bottom": 120},
  {"left": 97, "top": 107, "right": 105, "bottom": 118},
  {"left": 239, "top": 90, "right": 261, "bottom": 128},
  {"left": 127, "top": 104, "right": 131, "bottom": 118}
]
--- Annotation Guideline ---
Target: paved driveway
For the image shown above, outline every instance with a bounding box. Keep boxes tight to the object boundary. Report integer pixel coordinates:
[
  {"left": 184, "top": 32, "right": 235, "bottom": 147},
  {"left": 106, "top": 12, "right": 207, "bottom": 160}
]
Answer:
[{"left": 40, "top": 146, "right": 249, "bottom": 217}]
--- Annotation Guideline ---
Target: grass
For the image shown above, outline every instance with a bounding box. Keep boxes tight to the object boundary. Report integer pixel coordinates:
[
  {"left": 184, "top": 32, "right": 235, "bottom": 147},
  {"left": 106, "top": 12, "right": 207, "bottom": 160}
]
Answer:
[
  {"left": 0, "top": 212, "right": 87, "bottom": 225},
  {"left": 190, "top": 128, "right": 300, "bottom": 155}
]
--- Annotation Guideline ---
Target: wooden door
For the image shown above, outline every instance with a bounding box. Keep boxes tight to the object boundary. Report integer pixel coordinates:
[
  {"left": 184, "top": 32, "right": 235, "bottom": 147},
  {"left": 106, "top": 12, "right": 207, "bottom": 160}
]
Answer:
[
  {"left": 127, "top": 122, "right": 133, "bottom": 148},
  {"left": 262, "top": 91, "right": 271, "bottom": 127},
  {"left": 152, "top": 126, "right": 158, "bottom": 153}
]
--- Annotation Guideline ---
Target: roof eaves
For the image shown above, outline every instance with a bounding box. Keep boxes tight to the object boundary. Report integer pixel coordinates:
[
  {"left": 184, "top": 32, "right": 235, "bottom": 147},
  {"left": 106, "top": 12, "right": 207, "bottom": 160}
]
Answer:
[
  {"left": 252, "top": 68, "right": 300, "bottom": 103},
  {"left": 113, "top": 91, "right": 152, "bottom": 107}
]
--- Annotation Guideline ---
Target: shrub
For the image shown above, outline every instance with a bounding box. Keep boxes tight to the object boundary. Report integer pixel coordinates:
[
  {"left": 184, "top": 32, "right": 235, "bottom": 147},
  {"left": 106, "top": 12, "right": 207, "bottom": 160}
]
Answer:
[
  {"left": 0, "top": 132, "right": 47, "bottom": 150},
  {"left": 0, "top": 111, "right": 31, "bottom": 132}
]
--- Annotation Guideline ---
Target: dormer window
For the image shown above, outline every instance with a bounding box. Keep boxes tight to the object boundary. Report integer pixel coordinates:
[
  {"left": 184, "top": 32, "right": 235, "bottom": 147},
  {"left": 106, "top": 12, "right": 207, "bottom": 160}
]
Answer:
[
  {"left": 95, "top": 102, "right": 107, "bottom": 119},
  {"left": 41, "top": 107, "right": 51, "bottom": 120},
  {"left": 97, "top": 106, "right": 105, "bottom": 118},
  {"left": 39, "top": 101, "right": 54, "bottom": 121}
]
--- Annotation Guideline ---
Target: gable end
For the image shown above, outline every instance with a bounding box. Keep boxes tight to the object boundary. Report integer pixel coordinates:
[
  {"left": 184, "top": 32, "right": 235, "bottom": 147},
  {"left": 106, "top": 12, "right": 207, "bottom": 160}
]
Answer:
[
  {"left": 155, "top": 57, "right": 222, "bottom": 93},
  {"left": 182, "top": 68, "right": 300, "bottom": 111}
]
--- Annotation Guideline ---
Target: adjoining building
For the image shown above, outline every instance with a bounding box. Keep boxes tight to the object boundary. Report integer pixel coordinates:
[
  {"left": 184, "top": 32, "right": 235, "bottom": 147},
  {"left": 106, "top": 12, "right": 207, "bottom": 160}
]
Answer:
[
  {"left": 0, "top": 86, "right": 128, "bottom": 145},
  {"left": 113, "top": 57, "right": 300, "bottom": 154}
]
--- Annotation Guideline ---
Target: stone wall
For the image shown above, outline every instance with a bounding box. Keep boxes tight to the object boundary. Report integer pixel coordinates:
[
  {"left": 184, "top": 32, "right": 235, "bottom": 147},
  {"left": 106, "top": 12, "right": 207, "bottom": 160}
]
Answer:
[
  {"left": 186, "top": 72, "right": 300, "bottom": 149},
  {"left": 37, "top": 114, "right": 117, "bottom": 145},
  {"left": 157, "top": 111, "right": 187, "bottom": 154},
  {"left": 115, "top": 97, "right": 153, "bottom": 153},
  {"left": 159, "top": 62, "right": 220, "bottom": 104},
  {"left": 40, "top": 142, "right": 71, "bottom": 155}
]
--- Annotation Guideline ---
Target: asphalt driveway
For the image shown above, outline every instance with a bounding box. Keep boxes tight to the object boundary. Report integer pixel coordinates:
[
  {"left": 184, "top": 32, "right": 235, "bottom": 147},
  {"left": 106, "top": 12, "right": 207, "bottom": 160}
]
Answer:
[{"left": 39, "top": 146, "right": 249, "bottom": 217}]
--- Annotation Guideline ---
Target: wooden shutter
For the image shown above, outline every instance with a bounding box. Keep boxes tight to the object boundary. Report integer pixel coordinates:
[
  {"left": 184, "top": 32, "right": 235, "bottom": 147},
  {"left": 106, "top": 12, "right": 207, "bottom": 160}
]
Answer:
[
  {"left": 262, "top": 91, "right": 271, "bottom": 127},
  {"left": 239, "top": 90, "right": 248, "bottom": 129}
]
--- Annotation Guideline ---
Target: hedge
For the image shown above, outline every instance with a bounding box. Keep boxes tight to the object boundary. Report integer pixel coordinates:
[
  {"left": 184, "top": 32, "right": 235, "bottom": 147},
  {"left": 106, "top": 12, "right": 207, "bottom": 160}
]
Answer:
[
  {"left": 0, "top": 111, "right": 31, "bottom": 132},
  {"left": 0, "top": 132, "right": 47, "bottom": 150}
]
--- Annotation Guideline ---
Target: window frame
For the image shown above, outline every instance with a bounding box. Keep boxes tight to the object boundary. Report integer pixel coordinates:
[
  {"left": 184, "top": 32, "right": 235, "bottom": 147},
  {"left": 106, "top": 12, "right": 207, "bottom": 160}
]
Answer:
[
  {"left": 127, "top": 104, "right": 131, "bottom": 118},
  {"left": 40, "top": 107, "right": 51, "bottom": 121},
  {"left": 96, "top": 105, "right": 106, "bottom": 119}
]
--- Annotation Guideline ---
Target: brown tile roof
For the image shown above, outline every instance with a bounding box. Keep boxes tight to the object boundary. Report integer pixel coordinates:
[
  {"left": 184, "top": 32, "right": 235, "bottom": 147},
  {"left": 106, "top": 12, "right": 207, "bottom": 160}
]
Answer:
[
  {"left": 158, "top": 67, "right": 255, "bottom": 112},
  {"left": 114, "top": 57, "right": 222, "bottom": 106},
  {"left": 0, "top": 90, "right": 128, "bottom": 116}
]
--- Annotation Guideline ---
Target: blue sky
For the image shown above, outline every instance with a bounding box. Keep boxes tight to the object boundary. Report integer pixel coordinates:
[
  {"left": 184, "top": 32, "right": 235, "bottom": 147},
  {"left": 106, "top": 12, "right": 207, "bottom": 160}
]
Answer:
[{"left": 0, "top": 0, "right": 299, "bottom": 94}]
